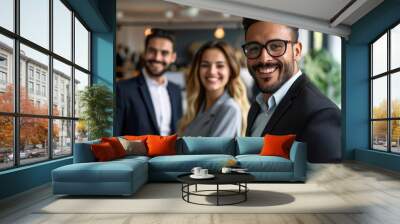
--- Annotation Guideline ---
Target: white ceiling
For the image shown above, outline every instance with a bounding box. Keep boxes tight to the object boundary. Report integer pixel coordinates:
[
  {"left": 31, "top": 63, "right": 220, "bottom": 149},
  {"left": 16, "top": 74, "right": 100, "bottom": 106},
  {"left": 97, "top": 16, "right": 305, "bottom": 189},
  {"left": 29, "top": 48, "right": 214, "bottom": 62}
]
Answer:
[
  {"left": 117, "top": 0, "right": 384, "bottom": 37},
  {"left": 117, "top": 0, "right": 242, "bottom": 29},
  {"left": 164, "top": 0, "right": 384, "bottom": 37}
]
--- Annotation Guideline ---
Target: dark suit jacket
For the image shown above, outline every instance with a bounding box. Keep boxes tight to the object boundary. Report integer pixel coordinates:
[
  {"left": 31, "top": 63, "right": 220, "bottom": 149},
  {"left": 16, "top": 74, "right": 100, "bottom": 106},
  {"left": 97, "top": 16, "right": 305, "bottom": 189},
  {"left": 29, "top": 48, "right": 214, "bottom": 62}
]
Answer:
[
  {"left": 115, "top": 73, "right": 183, "bottom": 136},
  {"left": 246, "top": 74, "right": 341, "bottom": 163}
]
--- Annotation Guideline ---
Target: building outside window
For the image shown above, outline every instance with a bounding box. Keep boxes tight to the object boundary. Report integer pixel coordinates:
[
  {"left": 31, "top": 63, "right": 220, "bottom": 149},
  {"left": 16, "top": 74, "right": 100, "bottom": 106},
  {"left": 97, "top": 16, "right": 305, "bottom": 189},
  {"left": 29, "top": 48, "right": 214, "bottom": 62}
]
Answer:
[
  {"left": 35, "top": 70, "right": 40, "bottom": 81},
  {"left": 0, "top": 54, "right": 7, "bottom": 88},
  {"left": 0, "top": 54, "right": 7, "bottom": 67},
  {"left": 28, "top": 66, "right": 34, "bottom": 80},
  {"left": 41, "top": 73, "right": 46, "bottom": 83},
  {"left": 0, "top": 0, "right": 91, "bottom": 170},
  {"left": 28, "top": 81, "right": 34, "bottom": 94},
  {"left": 0, "top": 71, "right": 7, "bottom": 86},
  {"left": 41, "top": 85, "right": 46, "bottom": 97},
  {"left": 370, "top": 23, "right": 400, "bottom": 154},
  {"left": 35, "top": 83, "right": 40, "bottom": 95}
]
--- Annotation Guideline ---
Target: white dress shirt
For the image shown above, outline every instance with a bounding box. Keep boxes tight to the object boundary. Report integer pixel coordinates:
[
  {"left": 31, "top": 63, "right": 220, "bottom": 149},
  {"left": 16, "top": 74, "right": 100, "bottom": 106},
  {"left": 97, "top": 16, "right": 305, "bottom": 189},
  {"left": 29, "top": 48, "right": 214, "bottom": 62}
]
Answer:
[
  {"left": 251, "top": 70, "right": 303, "bottom": 136},
  {"left": 143, "top": 69, "right": 171, "bottom": 136}
]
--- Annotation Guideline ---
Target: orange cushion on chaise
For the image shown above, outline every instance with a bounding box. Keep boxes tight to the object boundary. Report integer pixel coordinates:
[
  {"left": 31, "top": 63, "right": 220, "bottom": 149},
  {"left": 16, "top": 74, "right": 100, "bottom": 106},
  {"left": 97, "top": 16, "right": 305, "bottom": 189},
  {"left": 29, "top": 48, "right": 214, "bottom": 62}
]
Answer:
[
  {"left": 101, "top": 137, "right": 127, "bottom": 158},
  {"left": 91, "top": 142, "right": 118, "bottom": 161}
]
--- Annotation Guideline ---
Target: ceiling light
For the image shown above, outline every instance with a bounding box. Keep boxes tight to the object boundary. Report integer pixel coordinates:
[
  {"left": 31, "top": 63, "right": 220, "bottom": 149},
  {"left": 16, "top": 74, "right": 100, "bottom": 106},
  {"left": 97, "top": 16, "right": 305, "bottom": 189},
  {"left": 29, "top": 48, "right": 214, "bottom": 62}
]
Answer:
[
  {"left": 214, "top": 26, "right": 225, "bottom": 39},
  {"left": 181, "top": 7, "right": 199, "bottom": 17},
  {"left": 165, "top": 10, "right": 174, "bottom": 19},
  {"left": 222, "top": 13, "right": 230, "bottom": 18}
]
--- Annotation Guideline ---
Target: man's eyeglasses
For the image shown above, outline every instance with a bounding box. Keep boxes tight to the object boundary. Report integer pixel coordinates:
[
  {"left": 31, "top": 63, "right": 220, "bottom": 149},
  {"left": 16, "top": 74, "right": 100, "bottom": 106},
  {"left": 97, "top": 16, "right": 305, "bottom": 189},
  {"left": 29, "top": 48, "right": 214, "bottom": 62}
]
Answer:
[{"left": 242, "top": 39, "right": 296, "bottom": 59}]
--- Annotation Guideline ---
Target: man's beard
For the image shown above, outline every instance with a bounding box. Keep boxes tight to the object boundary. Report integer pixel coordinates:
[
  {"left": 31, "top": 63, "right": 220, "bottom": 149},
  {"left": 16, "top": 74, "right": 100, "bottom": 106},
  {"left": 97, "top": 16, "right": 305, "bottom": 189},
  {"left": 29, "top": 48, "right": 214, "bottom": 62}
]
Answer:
[
  {"left": 248, "top": 60, "right": 294, "bottom": 94},
  {"left": 144, "top": 60, "right": 170, "bottom": 77}
]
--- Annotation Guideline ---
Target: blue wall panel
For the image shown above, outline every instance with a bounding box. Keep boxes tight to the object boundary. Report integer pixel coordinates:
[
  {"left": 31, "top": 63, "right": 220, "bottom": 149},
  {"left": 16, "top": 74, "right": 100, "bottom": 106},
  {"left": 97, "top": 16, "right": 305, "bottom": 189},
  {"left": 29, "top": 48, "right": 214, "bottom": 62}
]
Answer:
[
  {"left": 0, "top": 158, "right": 72, "bottom": 199},
  {"left": 345, "top": 0, "right": 400, "bottom": 170}
]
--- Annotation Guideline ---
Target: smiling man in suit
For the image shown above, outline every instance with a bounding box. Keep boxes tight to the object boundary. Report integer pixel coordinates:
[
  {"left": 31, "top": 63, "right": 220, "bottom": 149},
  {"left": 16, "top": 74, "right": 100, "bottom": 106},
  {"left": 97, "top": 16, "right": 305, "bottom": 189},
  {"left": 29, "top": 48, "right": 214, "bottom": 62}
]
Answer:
[
  {"left": 116, "top": 29, "right": 183, "bottom": 136},
  {"left": 242, "top": 18, "right": 341, "bottom": 163}
]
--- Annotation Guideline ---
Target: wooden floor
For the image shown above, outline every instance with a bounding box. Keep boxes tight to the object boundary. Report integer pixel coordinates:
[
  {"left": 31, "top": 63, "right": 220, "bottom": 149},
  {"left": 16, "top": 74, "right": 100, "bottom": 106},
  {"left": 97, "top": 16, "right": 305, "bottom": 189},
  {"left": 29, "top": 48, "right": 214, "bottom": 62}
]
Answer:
[{"left": 1, "top": 162, "right": 400, "bottom": 224}]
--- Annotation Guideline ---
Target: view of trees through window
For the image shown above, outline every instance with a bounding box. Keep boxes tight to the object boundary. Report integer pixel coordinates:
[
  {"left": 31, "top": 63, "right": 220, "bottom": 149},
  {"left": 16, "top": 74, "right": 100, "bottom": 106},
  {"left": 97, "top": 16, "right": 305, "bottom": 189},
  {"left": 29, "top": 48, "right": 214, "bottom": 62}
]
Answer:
[
  {"left": 0, "top": 0, "right": 91, "bottom": 170},
  {"left": 371, "top": 23, "right": 400, "bottom": 153}
]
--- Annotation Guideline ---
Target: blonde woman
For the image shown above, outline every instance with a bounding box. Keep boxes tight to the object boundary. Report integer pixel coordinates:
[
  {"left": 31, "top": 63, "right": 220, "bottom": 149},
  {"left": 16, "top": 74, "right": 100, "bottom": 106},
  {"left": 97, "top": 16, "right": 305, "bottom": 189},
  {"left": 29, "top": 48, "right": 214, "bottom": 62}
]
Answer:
[{"left": 179, "top": 41, "right": 250, "bottom": 137}]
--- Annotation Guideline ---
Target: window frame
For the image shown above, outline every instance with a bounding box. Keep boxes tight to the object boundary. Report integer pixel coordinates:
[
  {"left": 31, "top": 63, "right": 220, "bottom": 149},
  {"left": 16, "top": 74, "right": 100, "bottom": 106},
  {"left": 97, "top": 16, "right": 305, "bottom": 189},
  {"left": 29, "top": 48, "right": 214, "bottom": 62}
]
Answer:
[
  {"left": 0, "top": 0, "right": 92, "bottom": 171},
  {"left": 370, "top": 20, "right": 400, "bottom": 154}
]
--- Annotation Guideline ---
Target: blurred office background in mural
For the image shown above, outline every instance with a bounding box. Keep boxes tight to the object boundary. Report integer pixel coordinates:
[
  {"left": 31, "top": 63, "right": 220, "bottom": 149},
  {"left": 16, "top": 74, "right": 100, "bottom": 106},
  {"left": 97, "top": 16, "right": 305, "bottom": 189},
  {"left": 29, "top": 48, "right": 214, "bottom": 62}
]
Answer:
[{"left": 115, "top": 0, "right": 342, "bottom": 107}]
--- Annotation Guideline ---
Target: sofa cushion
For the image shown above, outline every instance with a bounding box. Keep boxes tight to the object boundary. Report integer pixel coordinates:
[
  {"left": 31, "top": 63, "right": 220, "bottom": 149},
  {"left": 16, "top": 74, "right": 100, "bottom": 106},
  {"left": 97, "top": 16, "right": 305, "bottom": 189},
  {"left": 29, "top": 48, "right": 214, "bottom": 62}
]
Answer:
[
  {"left": 236, "top": 155, "right": 293, "bottom": 172},
  {"left": 179, "top": 137, "right": 235, "bottom": 155},
  {"left": 101, "top": 137, "right": 127, "bottom": 158},
  {"left": 236, "top": 137, "right": 263, "bottom": 155},
  {"left": 148, "top": 154, "right": 235, "bottom": 172},
  {"left": 91, "top": 142, "right": 118, "bottom": 161},
  {"left": 118, "top": 137, "right": 147, "bottom": 156},
  {"left": 124, "top": 135, "right": 149, "bottom": 141},
  {"left": 147, "top": 135, "right": 177, "bottom": 157},
  {"left": 260, "top": 134, "right": 296, "bottom": 159},
  {"left": 53, "top": 157, "right": 148, "bottom": 182}
]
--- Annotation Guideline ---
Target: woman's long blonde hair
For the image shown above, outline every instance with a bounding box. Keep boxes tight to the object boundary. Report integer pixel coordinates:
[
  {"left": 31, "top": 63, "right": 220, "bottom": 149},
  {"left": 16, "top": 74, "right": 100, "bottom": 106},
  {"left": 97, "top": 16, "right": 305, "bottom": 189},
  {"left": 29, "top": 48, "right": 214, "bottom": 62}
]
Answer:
[{"left": 178, "top": 41, "right": 250, "bottom": 136}]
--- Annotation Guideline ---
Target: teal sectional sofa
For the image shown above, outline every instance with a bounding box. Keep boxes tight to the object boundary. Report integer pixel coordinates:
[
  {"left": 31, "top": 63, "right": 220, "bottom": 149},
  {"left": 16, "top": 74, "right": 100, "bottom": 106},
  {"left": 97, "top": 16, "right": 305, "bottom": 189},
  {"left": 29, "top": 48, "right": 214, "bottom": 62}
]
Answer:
[{"left": 52, "top": 137, "right": 307, "bottom": 196}]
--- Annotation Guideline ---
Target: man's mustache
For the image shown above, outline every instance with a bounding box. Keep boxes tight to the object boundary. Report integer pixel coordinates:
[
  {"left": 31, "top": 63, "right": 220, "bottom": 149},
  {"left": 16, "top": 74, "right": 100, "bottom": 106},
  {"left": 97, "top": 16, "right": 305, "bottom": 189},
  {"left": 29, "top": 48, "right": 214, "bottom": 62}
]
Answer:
[
  {"left": 147, "top": 60, "right": 167, "bottom": 66},
  {"left": 252, "top": 62, "right": 282, "bottom": 70}
]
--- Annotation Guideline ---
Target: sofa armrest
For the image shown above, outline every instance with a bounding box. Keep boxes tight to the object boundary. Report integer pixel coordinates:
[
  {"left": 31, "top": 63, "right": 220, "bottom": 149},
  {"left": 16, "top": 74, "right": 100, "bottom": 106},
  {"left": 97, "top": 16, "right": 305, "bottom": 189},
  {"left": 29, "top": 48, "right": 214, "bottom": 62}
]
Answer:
[
  {"left": 73, "top": 140, "right": 100, "bottom": 163},
  {"left": 289, "top": 141, "right": 307, "bottom": 181}
]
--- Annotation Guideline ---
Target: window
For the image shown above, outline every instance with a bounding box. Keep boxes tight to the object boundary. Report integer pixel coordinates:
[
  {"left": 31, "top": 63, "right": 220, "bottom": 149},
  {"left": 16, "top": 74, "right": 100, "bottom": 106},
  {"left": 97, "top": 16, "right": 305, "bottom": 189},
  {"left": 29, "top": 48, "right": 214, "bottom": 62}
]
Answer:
[
  {"left": 0, "top": 0, "right": 14, "bottom": 32},
  {"left": 370, "top": 23, "right": 400, "bottom": 154},
  {"left": 0, "top": 34, "right": 13, "bottom": 114},
  {"left": 20, "top": 0, "right": 49, "bottom": 49},
  {"left": 41, "top": 73, "right": 46, "bottom": 83},
  {"left": 53, "top": 0, "right": 72, "bottom": 60},
  {"left": 28, "top": 81, "right": 34, "bottom": 94},
  {"left": 36, "top": 84, "right": 40, "bottom": 95},
  {"left": 0, "top": 54, "right": 7, "bottom": 86},
  {"left": 0, "top": 71, "right": 6, "bottom": 85},
  {"left": 35, "top": 70, "right": 41, "bottom": 81},
  {"left": 0, "top": 55, "right": 7, "bottom": 67},
  {"left": 0, "top": 0, "right": 91, "bottom": 170},
  {"left": 75, "top": 18, "right": 89, "bottom": 70},
  {"left": 28, "top": 67, "right": 34, "bottom": 80},
  {"left": 53, "top": 59, "right": 72, "bottom": 117},
  {"left": 42, "top": 85, "right": 46, "bottom": 97}
]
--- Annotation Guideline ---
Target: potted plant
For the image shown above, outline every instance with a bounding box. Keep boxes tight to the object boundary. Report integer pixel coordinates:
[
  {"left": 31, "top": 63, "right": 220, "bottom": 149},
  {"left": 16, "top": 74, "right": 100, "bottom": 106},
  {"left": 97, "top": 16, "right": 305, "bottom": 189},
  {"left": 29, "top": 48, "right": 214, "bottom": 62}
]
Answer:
[
  {"left": 303, "top": 49, "right": 341, "bottom": 106},
  {"left": 79, "top": 84, "right": 113, "bottom": 140}
]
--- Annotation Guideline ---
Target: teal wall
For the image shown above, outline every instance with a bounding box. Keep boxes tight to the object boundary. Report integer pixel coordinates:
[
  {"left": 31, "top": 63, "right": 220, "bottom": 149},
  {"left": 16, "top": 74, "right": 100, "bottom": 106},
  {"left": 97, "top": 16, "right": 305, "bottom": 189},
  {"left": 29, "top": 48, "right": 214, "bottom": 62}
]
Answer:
[
  {"left": 344, "top": 0, "right": 400, "bottom": 171},
  {"left": 0, "top": 0, "right": 116, "bottom": 200},
  {"left": 0, "top": 158, "right": 72, "bottom": 199}
]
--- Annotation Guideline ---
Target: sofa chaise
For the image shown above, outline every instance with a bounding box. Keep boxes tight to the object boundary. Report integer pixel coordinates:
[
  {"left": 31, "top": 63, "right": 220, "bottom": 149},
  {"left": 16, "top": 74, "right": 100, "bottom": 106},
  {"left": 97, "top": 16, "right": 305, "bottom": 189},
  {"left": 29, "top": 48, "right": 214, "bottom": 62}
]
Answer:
[{"left": 52, "top": 137, "right": 307, "bottom": 196}]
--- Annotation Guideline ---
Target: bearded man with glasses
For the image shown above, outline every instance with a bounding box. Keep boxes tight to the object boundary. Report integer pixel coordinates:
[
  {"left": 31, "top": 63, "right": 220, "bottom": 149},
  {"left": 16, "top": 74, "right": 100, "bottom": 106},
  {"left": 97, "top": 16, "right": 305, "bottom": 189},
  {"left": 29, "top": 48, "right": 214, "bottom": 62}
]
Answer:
[{"left": 242, "top": 18, "right": 341, "bottom": 163}]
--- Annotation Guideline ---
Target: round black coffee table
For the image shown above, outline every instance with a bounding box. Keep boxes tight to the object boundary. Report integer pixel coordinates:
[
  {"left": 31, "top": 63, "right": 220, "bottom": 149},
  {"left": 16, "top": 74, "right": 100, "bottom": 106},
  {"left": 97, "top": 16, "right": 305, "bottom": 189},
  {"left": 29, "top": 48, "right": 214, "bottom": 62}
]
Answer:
[{"left": 177, "top": 173, "right": 255, "bottom": 206}]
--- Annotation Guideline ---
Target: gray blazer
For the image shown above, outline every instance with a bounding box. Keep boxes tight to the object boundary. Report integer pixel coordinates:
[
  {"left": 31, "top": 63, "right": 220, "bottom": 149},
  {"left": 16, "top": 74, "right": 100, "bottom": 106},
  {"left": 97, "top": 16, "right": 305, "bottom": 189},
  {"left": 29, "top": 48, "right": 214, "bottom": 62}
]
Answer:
[{"left": 182, "top": 92, "right": 242, "bottom": 137}]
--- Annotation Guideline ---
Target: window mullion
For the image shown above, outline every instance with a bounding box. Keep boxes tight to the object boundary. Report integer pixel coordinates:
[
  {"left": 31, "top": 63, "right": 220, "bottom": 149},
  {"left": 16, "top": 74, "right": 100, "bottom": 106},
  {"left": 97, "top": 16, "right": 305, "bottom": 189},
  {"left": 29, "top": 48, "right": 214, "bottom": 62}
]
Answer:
[
  {"left": 49, "top": 0, "right": 53, "bottom": 160},
  {"left": 370, "top": 45, "right": 373, "bottom": 149},
  {"left": 14, "top": 0, "right": 20, "bottom": 167},
  {"left": 71, "top": 11, "right": 76, "bottom": 154}
]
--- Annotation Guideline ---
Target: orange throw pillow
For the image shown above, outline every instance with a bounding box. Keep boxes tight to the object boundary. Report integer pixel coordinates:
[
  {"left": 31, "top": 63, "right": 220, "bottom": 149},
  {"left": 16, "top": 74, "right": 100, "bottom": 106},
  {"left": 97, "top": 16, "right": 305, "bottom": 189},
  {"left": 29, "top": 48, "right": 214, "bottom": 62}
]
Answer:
[
  {"left": 124, "top": 135, "right": 149, "bottom": 141},
  {"left": 91, "top": 142, "right": 117, "bottom": 161},
  {"left": 260, "top": 134, "right": 296, "bottom": 159},
  {"left": 146, "top": 135, "right": 177, "bottom": 157},
  {"left": 101, "top": 137, "right": 126, "bottom": 158}
]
